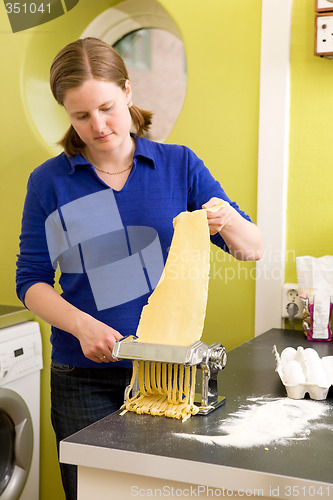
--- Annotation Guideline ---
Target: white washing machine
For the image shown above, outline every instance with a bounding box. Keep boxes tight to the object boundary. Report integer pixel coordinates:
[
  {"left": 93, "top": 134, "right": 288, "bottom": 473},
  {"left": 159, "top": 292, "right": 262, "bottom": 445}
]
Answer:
[{"left": 0, "top": 320, "right": 43, "bottom": 500}]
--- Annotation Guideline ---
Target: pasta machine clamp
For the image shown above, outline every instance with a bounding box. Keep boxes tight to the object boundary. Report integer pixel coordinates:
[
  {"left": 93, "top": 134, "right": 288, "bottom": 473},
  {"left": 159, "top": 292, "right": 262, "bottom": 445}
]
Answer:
[{"left": 112, "top": 336, "right": 227, "bottom": 415}]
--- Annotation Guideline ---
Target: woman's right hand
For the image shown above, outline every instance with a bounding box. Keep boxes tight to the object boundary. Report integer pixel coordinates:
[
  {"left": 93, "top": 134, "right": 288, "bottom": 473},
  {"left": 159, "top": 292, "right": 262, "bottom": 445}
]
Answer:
[
  {"left": 75, "top": 316, "right": 123, "bottom": 363},
  {"left": 24, "top": 282, "right": 123, "bottom": 364}
]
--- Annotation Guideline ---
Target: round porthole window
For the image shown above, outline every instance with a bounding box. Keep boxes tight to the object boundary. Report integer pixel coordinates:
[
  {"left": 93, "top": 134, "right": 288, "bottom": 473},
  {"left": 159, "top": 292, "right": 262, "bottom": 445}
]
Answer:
[
  {"left": 114, "top": 28, "right": 186, "bottom": 142},
  {"left": 22, "top": 0, "right": 187, "bottom": 152}
]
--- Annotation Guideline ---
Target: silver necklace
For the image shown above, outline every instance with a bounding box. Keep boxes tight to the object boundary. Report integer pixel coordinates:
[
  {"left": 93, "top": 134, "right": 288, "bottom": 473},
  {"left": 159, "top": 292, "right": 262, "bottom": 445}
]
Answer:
[{"left": 93, "top": 162, "right": 133, "bottom": 176}]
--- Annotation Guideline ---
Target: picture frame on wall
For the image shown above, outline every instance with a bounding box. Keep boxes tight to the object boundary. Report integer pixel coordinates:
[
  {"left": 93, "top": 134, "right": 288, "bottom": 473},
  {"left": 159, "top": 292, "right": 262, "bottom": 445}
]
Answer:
[{"left": 315, "top": 0, "right": 333, "bottom": 13}]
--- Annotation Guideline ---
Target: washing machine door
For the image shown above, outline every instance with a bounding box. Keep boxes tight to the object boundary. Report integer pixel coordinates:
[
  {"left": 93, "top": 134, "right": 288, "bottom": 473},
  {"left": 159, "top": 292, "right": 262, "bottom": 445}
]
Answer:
[{"left": 0, "top": 388, "right": 33, "bottom": 500}]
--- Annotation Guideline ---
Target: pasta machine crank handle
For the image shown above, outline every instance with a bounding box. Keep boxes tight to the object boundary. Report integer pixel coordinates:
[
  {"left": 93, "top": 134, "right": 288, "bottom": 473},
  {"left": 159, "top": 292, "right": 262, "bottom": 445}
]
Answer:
[{"left": 196, "top": 343, "right": 227, "bottom": 413}]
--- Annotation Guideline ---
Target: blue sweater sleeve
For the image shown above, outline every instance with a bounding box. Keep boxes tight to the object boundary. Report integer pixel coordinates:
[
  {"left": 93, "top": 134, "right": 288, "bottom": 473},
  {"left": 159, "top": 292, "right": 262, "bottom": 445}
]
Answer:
[
  {"left": 185, "top": 147, "right": 252, "bottom": 251},
  {"left": 16, "top": 174, "right": 55, "bottom": 306}
]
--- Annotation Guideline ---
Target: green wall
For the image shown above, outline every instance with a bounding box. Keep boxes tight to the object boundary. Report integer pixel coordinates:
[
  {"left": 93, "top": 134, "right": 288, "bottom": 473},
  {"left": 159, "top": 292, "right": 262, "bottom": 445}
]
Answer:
[
  {"left": 286, "top": 0, "right": 333, "bottom": 285},
  {"left": 161, "top": 0, "right": 262, "bottom": 350},
  {"left": 0, "top": 1, "right": 262, "bottom": 498}
]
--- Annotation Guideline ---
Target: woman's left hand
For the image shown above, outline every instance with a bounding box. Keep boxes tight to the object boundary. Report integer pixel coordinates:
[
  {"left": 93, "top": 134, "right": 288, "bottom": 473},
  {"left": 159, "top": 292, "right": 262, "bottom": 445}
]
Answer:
[
  {"left": 202, "top": 197, "right": 232, "bottom": 236},
  {"left": 202, "top": 197, "right": 263, "bottom": 261}
]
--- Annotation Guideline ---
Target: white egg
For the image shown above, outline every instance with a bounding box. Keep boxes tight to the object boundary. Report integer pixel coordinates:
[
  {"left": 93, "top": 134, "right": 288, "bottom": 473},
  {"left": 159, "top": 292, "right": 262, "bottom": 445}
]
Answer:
[
  {"left": 303, "top": 348, "right": 320, "bottom": 362},
  {"left": 280, "top": 347, "right": 297, "bottom": 364},
  {"left": 284, "top": 360, "right": 306, "bottom": 385},
  {"left": 307, "top": 358, "right": 322, "bottom": 370},
  {"left": 306, "top": 366, "right": 329, "bottom": 387}
]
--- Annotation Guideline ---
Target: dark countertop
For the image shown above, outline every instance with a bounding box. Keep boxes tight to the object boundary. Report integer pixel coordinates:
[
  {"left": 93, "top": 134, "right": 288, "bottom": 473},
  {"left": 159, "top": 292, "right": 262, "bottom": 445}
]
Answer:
[
  {"left": 60, "top": 329, "right": 333, "bottom": 495},
  {"left": 0, "top": 305, "right": 34, "bottom": 329}
]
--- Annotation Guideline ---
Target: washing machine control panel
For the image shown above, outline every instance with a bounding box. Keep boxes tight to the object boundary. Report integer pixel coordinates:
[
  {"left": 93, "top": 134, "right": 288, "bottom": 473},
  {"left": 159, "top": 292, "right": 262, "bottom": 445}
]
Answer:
[{"left": 0, "top": 331, "right": 43, "bottom": 385}]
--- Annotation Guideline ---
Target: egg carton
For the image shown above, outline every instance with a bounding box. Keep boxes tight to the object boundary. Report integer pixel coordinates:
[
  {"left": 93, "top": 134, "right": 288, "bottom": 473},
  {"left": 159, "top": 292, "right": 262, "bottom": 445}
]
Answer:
[{"left": 273, "top": 345, "right": 333, "bottom": 400}]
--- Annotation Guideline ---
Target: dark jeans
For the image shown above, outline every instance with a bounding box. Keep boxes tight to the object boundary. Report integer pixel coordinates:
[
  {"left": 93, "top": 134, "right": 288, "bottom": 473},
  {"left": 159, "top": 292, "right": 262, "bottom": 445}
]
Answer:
[{"left": 50, "top": 361, "right": 131, "bottom": 500}]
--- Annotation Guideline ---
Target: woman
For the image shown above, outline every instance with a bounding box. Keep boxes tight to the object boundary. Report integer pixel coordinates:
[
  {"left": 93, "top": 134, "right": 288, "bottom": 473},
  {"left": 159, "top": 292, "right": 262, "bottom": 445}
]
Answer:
[{"left": 16, "top": 37, "right": 263, "bottom": 499}]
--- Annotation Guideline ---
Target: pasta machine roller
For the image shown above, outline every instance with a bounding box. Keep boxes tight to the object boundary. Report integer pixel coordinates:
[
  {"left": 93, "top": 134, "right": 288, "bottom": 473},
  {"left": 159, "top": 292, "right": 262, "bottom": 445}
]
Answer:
[{"left": 112, "top": 336, "right": 227, "bottom": 415}]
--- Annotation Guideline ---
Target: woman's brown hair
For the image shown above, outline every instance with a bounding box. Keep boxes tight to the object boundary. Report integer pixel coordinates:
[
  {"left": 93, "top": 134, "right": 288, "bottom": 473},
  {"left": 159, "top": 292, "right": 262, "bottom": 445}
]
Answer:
[{"left": 50, "top": 37, "right": 153, "bottom": 156}]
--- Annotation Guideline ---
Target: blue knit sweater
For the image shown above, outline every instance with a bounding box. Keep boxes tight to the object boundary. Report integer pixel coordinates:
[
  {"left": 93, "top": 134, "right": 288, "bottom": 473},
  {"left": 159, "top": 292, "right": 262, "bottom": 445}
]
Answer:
[{"left": 16, "top": 136, "right": 251, "bottom": 368}]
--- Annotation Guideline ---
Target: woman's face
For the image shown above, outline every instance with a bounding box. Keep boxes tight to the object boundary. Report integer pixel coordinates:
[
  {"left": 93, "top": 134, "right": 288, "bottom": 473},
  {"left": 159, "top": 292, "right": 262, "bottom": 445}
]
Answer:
[{"left": 63, "top": 78, "right": 132, "bottom": 158}]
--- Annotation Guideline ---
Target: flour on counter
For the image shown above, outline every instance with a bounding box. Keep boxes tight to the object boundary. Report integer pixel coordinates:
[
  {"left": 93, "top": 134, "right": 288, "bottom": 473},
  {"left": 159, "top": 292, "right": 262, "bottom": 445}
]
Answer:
[{"left": 176, "top": 396, "right": 330, "bottom": 448}]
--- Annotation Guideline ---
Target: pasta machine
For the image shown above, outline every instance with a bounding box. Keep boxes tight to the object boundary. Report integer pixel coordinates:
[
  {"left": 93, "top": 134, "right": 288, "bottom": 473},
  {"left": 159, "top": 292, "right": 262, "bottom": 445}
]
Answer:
[{"left": 112, "top": 336, "right": 227, "bottom": 415}]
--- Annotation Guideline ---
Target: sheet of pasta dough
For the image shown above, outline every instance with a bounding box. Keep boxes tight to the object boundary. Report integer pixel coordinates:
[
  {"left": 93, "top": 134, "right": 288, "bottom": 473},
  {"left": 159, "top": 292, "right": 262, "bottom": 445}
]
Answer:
[{"left": 136, "top": 209, "right": 211, "bottom": 346}]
